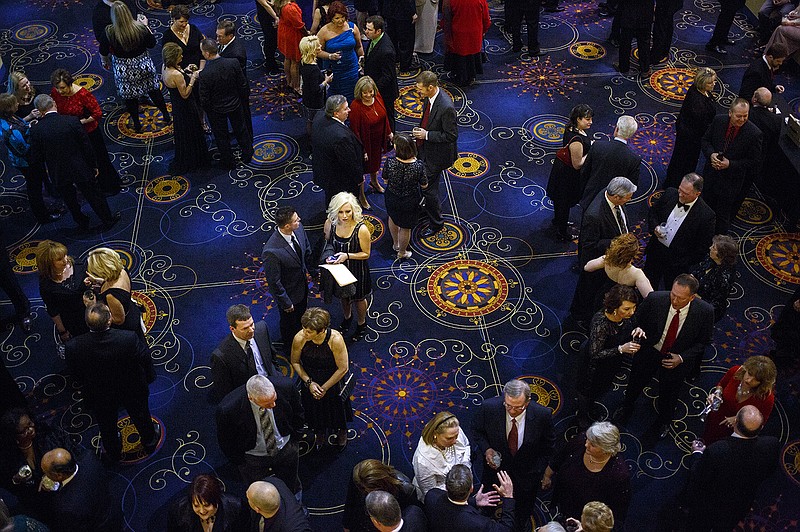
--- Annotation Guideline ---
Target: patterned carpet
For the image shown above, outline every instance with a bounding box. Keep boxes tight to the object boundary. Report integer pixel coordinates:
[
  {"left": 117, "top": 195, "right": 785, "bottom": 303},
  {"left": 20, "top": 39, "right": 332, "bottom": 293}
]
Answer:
[{"left": 1, "top": 0, "right": 800, "bottom": 530}]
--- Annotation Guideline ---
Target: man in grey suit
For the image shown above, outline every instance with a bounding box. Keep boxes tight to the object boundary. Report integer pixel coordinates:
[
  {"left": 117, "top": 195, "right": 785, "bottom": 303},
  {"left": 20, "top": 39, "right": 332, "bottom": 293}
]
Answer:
[
  {"left": 262, "top": 206, "right": 312, "bottom": 353},
  {"left": 412, "top": 71, "right": 459, "bottom": 238}
]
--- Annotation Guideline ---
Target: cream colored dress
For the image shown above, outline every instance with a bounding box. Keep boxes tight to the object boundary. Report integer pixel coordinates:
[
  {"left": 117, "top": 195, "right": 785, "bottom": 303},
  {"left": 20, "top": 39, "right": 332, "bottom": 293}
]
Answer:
[{"left": 415, "top": 0, "right": 440, "bottom": 54}]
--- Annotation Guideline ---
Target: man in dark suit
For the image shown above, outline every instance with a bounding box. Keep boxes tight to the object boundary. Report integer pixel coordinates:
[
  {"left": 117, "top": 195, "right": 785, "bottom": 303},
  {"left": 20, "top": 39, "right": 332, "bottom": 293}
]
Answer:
[
  {"left": 643, "top": 173, "right": 716, "bottom": 291},
  {"left": 705, "top": 0, "right": 748, "bottom": 54},
  {"left": 65, "top": 303, "right": 158, "bottom": 462},
  {"left": 739, "top": 43, "right": 787, "bottom": 101},
  {"left": 614, "top": 0, "right": 654, "bottom": 75},
  {"left": 701, "top": 98, "right": 763, "bottom": 234},
  {"left": 650, "top": 0, "right": 683, "bottom": 62},
  {"left": 29, "top": 95, "right": 119, "bottom": 232},
  {"left": 506, "top": 0, "right": 542, "bottom": 56},
  {"left": 472, "top": 379, "right": 555, "bottom": 532},
  {"left": 217, "top": 20, "right": 253, "bottom": 137},
  {"left": 615, "top": 274, "right": 714, "bottom": 438},
  {"left": 413, "top": 71, "right": 459, "bottom": 238},
  {"left": 262, "top": 205, "right": 313, "bottom": 352},
  {"left": 684, "top": 406, "right": 781, "bottom": 531},
  {"left": 366, "top": 490, "right": 428, "bottom": 532},
  {"left": 211, "top": 304, "right": 277, "bottom": 401},
  {"left": 425, "top": 465, "right": 515, "bottom": 532},
  {"left": 579, "top": 115, "right": 641, "bottom": 209},
  {"left": 311, "top": 95, "right": 364, "bottom": 204},
  {"left": 246, "top": 477, "right": 312, "bottom": 532},
  {"left": 382, "top": 0, "right": 416, "bottom": 72},
  {"left": 363, "top": 16, "right": 399, "bottom": 132},
  {"left": 216, "top": 374, "right": 305, "bottom": 489},
  {"left": 39, "top": 448, "right": 124, "bottom": 532},
  {"left": 255, "top": 0, "right": 282, "bottom": 74},
  {"left": 199, "top": 38, "right": 253, "bottom": 169}
]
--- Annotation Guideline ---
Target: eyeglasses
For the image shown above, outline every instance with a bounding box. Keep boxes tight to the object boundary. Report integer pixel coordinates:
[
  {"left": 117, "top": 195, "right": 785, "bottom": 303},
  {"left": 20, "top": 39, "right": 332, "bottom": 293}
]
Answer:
[{"left": 503, "top": 402, "right": 528, "bottom": 412}]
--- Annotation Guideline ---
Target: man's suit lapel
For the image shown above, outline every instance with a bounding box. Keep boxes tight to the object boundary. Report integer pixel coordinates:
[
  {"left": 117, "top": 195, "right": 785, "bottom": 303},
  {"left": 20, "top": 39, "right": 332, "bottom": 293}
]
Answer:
[{"left": 278, "top": 230, "right": 302, "bottom": 267}]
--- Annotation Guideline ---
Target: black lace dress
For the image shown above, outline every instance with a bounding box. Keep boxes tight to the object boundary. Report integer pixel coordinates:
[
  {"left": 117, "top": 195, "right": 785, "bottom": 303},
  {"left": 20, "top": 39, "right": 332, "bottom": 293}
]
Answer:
[
  {"left": 691, "top": 257, "right": 738, "bottom": 322},
  {"left": 299, "top": 329, "right": 353, "bottom": 430},
  {"left": 332, "top": 221, "right": 372, "bottom": 301}
]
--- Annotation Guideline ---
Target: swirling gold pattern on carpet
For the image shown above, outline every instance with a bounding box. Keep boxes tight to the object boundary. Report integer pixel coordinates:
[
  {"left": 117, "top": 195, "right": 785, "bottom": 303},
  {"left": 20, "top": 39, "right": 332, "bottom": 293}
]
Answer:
[
  {"left": 252, "top": 134, "right": 299, "bottom": 167},
  {"left": 516, "top": 375, "right": 562, "bottom": 415},
  {"left": 74, "top": 73, "right": 103, "bottom": 92},
  {"left": 416, "top": 221, "right": 466, "bottom": 252},
  {"left": 569, "top": 41, "right": 606, "bottom": 60},
  {"left": 10, "top": 21, "right": 56, "bottom": 42},
  {"left": 505, "top": 57, "right": 579, "bottom": 99},
  {"left": 362, "top": 214, "right": 385, "bottom": 243},
  {"left": 630, "top": 124, "right": 674, "bottom": 165},
  {"left": 755, "top": 233, "right": 800, "bottom": 285},
  {"left": 447, "top": 152, "right": 490, "bottom": 179},
  {"left": 145, "top": 175, "right": 191, "bottom": 203},
  {"left": 132, "top": 291, "right": 158, "bottom": 333},
  {"left": 250, "top": 78, "right": 302, "bottom": 120},
  {"left": 650, "top": 68, "right": 695, "bottom": 101},
  {"left": 648, "top": 190, "right": 664, "bottom": 207},
  {"left": 114, "top": 415, "right": 164, "bottom": 464},
  {"left": 396, "top": 85, "right": 457, "bottom": 119},
  {"left": 783, "top": 440, "right": 800, "bottom": 486},
  {"left": 426, "top": 260, "right": 508, "bottom": 317},
  {"left": 9, "top": 240, "right": 43, "bottom": 274},
  {"left": 736, "top": 198, "right": 772, "bottom": 225},
  {"left": 527, "top": 115, "right": 567, "bottom": 147},
  {"left": 116, "top": 105, "right": 173, "bottom": 139}
]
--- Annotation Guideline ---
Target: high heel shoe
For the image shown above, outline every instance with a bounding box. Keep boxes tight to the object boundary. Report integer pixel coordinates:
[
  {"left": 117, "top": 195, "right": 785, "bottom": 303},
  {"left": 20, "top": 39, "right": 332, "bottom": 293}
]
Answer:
[
  {"left": 350, "top": 323, "right": 367, "bottom": 341},
  {"left": 339, "top": 316, "right": 353, "bottom": 333},
  {"left": 369, "top": 181, "right": 385, "bottom": 194}
]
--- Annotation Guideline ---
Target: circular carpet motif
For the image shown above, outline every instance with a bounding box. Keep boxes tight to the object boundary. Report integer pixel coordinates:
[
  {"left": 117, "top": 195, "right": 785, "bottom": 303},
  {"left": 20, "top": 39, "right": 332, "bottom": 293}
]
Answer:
[
  {"left": 650, "top": 68, "right": 696, "bottom": 101},
  {"left": 395, "top": 86, "right": 456, "bottom": 119},
  {"left": 117, "top": 105, "right": 173, "bottom": 140},
  {"left": 755, "top": 233, "right": 800, "bottom": 284},
  {"left": 10, "top": 21, "right": 56, "bottom": 43},
  {"left": 527, "top": 115, "right": 567, "bottom": 147},
  {"left": 366, "top": 366, "right": 438, "bottom": 424},
  {"left": 74, "top": 73, "right": 103, "bottom": 92},
  {"left": 736, "top": 198, "right": 772, "bottom": 225},
  {"left": 132, "top": 291, "right": 158, "bottom": 332},
  {"left": 9, "top": 241, "right": 43, "bottom": 274},
  {"left": 630, "top": 124, "right": 674, "bottom": 163},
  {"left": 447, "top": 152, "right": 490, "bottom": 179},
  {"left": 427, "top": 260, "right": 508, "bottom": 318},
  {"left": 145, "top": 175, "right": 191, "bottom": 203},
  {"left": 416, "top": 221, "right": 467, "bottom": 252},
  {"left": 517, "top": 375, "right": 562, "bottom": 415},
  {"left": 252, "top": 134, "right": 299, "bottom": 167},
  {"left": 117, "top": 416, "right": 164, "bottom": 464},
  {"left": 648, "top": 190, "right": 664, "bottom": 207},
  {"left": 569, "top": 41, "right": 605, "bottom": 60},
  {"left": 783, "top": 440, "right": 800, "bottom": 486},
  {"left": 362, "top": 214, "right": 385, "bottom": 243}
]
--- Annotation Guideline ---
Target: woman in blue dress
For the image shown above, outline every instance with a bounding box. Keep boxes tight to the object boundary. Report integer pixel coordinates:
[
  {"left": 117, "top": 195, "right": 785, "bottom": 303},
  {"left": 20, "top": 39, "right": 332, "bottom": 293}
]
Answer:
[{"left": 316, "top": 1, "right": 363, "bottom": 100}]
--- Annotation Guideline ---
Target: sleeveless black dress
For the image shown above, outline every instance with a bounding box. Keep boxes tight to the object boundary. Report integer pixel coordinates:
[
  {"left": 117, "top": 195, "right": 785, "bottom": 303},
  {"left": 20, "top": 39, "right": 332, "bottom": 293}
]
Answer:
[
  {"left": 167, "top": 83, "right": 208, "bottom": 174},
  {"left": 299, "top": 328, "right": 353, "bottom": 430}
]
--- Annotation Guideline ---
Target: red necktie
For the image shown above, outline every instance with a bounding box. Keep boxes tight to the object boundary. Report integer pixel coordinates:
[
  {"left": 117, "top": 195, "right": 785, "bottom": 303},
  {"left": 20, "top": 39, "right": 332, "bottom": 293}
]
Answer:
[
  {"left": 508, "top": 418, "right": 518, "bottom": 457},
  {"left": 660, "top": 311, "right": 680, "bottom": 354},
  {"left": 416, "top": 100, "right": 431, "bottom": 147},
  {"left": 722, "top": 125, "right": 738, "bottom": 153}
]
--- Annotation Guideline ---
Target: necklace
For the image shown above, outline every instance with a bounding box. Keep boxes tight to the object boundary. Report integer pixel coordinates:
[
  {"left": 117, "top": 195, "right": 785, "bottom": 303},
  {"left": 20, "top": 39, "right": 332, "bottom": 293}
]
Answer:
[
  {"left": 737, "top": 382, "right": 752, "bottom": 398},
  {"left": 18, "top": 442, "right": 33, "bottom": 450},
  {"left": 174, "top": 26, "right": 188, "bottom": 40},
  {"left": 586, "top": 452, "right": 610, "bottom": 465}
]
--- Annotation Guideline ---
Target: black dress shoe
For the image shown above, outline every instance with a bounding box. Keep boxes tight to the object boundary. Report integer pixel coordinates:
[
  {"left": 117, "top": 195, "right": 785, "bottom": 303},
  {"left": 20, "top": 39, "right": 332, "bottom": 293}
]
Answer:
[
  {"left": 658, "top": 423, "right": 671, "bottom": 439},
  {"left": 608, "top": 37, "right": 620, "bottom": 48},
  {"left": 725, "top": 39, "right": 735, "bottom": 46},
  {"left": 37, "top": 213, "right": 62, "bottom": 224},
  {"left": 612, "top": 62, "right": 629, "bottom": 74},
  {"left": 422, "top": 226, "right": 443, "bottom": 238},
  {"left": 545, "top": 5, "right": 565, "bottom": 11},
  {"left": 529, "top": 47, "right": 541, "bottom": 56},
  {"left": 512, "top": 45, "right": 522, "bottom": 53},
  {"left": 705, "top": 43, "right": 727, "bottom": 54},
  {"left": 20, "top": 313, "right": 34, "bottom": 334},
  {"left": 143, "top": 422, "right": 162, "bottom": 454},
  {"left": 612, "top": 406, "right": 632, "bottom": 425},
  {"left": 100, "top": 212, "right": 122, "bottom": 231}
]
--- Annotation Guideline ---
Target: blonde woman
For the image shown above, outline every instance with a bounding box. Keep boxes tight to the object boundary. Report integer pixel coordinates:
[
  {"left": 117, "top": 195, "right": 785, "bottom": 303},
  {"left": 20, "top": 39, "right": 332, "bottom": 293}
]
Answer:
[
  {"left": 349, "top": 76, "right": 392, "bottom": 208},
  {"left": 411, "top": 411, "right": 471, "bottom": 498},
  {"left": 6, "top": 72, "right": 39, "bottom": 122},
  {"left": 299, "top": 35, "right": 332, "bottom": 138},
  {"left": 86, "top": 247, "right": 145, "bottom": 343}
]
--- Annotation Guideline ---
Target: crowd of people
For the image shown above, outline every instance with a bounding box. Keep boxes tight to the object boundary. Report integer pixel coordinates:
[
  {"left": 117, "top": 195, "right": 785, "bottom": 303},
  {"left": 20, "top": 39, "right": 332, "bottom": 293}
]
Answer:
[{"left": 1, "top": 0, "right": 799, "bottom": 531}]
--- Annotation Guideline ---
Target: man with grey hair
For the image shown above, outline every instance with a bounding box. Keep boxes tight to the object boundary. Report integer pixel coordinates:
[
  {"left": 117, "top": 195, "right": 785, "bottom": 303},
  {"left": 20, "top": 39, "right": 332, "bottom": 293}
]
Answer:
[
  {"left": 366, "top": 490, "right": 428, "bottom": 531},
  {"left": 246, "top": 478, "right": 311, "bottom": 531},
  {"left": 311, "top": 94, "right": 364, "bottom": 204},
  {"left": 216, "top": 374, "right": 305, "bottom": 491},
  {"left": 472, "top": 379, "right": 555, "bottom": 531},
  {"left": 579, "top": 115, "right": 641, "bottom": 210},
  {"left": 537, "top": 523, "right": 566, "bottom": 532},
  {"left": 29, "top": 94, "right": 120, "bottom": 232}
]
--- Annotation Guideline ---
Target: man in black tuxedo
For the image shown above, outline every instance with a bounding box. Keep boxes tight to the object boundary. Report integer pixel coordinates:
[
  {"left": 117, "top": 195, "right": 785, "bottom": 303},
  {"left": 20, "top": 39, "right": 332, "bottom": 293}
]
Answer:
[
  {"left": 643, "top": 173, "right": 716, "bottom": 291},
  {"left": 216, "top": 374, "right": 305, "bottom": 489},
  {"left": 366, "top": 490, "right": 428, "bottom": 532},
  {"left": 64, "top": 303, "right": 158, "bottom": 462},
  {"left": 262, "top": 206, "right": 313, "bottom": 353},
  {"left": 472, "top": 379, "right": 555, "bottom": 532},
  {"left": 616, "top": 274, "right": 714, "bottom": 438},
  {"left": 39, "top": 449, "right": 123, "bottom": 532},
  {"left": 506, "top": 0, "right": 542, "bottom": 56},
  {"left": 199, "top": 38, "right": 253, "bottom": 169},
  {"left": 701, "top": 98, "right": 763, "bottom": 234},
  {"left": 217, "top": 20, "right": 253, "bottom": 137},
  {"left": 739, "top": 42, "right": 787, "bottom": 101},
  {"left": 579, "top": 115, "right": 641, "bottom": 209},
  {"left": 650, "top": 0, "right": 683, "bottom": 62},
  {"left": 684, "top": 406, "right": 781, "bottom": 531},
  {"left": 29, "top": 95, "right": 119, "bottom": 232},
  {"left": 413, "top": 71, "right": 459, "bottom": 238},
  {"left": 364, "top": 16, "right": 399, "bottom": 132},
  {"left": 246, "top": 477, "right": 312, "bottom": 532},
  {"left": 425, "top": 465, "right": 515, "bottom": 532},
  {"left": 311, "top": 95, "right": 365, "bottom": 204},
  {"left": 211, "top": 304, "right": 278, "bottom": 401}
]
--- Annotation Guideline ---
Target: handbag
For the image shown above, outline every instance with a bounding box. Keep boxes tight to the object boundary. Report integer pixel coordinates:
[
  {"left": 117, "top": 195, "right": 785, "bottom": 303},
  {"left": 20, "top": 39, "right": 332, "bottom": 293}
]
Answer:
[
  {"left": 338, "top": 369, "right": 355, "bottom": 401},
  {"left": 555, "top": 144, "right": 573, "bottom": 168}
]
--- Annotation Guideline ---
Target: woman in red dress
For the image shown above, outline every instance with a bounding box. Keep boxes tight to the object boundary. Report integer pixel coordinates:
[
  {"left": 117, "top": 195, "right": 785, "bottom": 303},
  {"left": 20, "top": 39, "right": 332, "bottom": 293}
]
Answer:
[
  {"left": 446, "top": 0, "right": 490, "bottom": 86},
  {"left": 349, "top": 76, "right": 391, "bottom": 210},
  {"left": 701, "top": 355, "right": 776, "bottom": 444},
  {"left": 276, "top": 0, "right": 308, "bottom": 93},
  {"left": 50, "top": 68, "right": 122, "bottom": 196}
]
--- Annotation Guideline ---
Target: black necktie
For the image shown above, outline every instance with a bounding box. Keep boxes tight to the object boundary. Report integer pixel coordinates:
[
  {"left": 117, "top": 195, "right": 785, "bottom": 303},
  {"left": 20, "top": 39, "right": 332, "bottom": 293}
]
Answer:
[
  {"left": 615, "top": 205, "right": 627, "bottom": 234},
  {"left": 245, "top": 340, "right": 256, "bottom": 373},
  {"left": 291, "top": 235, "right": 303, "bottom": 261}
]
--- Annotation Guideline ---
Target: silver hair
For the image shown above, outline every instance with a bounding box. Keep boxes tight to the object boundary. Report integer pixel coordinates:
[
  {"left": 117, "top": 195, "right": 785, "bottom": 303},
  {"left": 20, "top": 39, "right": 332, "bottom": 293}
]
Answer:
[
  {"left": 325, "top": 94, "right": 347, "bottom": 118},
  {"left": 246, "top": 375, "right": 275, "bottom": 399},
  {"left": 326, "top": 191, "right": 363, "bottom": 225},
  {"left": 615, "top": 115, "right": 638, "bottom": 139},
  {"left": 606, "top": 176, "right": 636, "bottom": 197},
  {"left": 538, "top": 522, "right": 567, "bottom": 532},
  {"left": 503, "top": 379, "right": 531, "bottom": 401},
  {"left": 585, "top": 421, "right": 622, "bottom": 455},
  {"left": 33, "top": 94, "right": 55, "bottom": 112}
]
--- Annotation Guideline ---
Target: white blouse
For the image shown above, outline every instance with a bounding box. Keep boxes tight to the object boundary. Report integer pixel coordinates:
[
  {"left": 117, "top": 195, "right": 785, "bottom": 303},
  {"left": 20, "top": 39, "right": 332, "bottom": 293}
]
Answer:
[{"left": 411, "top": 427, "right": 471, "bottom": 498}]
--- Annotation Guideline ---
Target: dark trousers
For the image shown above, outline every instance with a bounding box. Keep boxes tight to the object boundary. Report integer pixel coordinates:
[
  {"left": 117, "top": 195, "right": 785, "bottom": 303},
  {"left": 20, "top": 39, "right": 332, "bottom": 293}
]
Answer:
[
  {"left": 507, "top": 5, "right": 541, "bottom": 51},
  {"left": 704, "top": 173, "right": 744, "bottom": 234},
  {"left": 207, "top": 106, "right": 253, "bottom": 166},
  {"left": 0, "top": 252, "right": 30, "bottom": 320},
  {"left": 88, "top": 128, "right": 121, "bottom": 194},
  {"left": 480, "top": 467, "right": 536, "bottom": 532},
  {"left": 619, "top": 25, "right": 651, "bottom": 72},
  {"left": 257, "top": 3, "right": 281, "bottom": 71},
  {"left": 18, "top": 165, "right": 49, "bottom": 222},
  {"left": 623, "top": 346, "right": 689, "bottom": 424},
  {"left": 94, "top": 393, "right": 155, "bottom": 460},
  {"left": 279, "top": 296, "right": 307, "bottom": 354},
  {"left": 386, "top": 17, "right": 415, "bottom": 70},
  {"left": 59, "top": 180, "right": 114, "bottom": 226},
  {"left": 709, "top": 0, "right": 747, "bottom": 45},
  {"left": 238, "top": 441, "right": 300, "bottom": 492},
  {"left": 642, "top": 240, "right": 684, "bottom": 291},
  {"left": 651, "top": 0, "right": 682, "bottom": 59},
  {"left": 124, "top": 89, "right": 169, "bottom": 131},
  {"left": 422, "top": 168, "right": 445, "bottom": 230}
]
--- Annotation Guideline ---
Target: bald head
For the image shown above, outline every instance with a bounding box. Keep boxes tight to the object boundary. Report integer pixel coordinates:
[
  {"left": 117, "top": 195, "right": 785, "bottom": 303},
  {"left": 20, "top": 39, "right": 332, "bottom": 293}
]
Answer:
[
  {"left": 734, "top": 405, "right": 764, "bottom": 438},
  {"left": 246, "top": 481, "right": 281, "bottom": 518},
  {"left": 41, "top": 448, "right": 76, "bottom": 481},
  {"left": 752, "top": 87, "right": 772, "bottom": 108}
]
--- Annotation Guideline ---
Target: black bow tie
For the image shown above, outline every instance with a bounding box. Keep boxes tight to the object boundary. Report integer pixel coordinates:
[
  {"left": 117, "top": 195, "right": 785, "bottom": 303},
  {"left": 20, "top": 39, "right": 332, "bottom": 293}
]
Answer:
[{"left": 677, "top": 202, "right": 690, "bottom": 211}]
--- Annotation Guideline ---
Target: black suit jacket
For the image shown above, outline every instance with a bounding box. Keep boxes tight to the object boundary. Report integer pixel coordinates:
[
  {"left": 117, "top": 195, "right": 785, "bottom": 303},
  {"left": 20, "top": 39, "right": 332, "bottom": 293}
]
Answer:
[
  {"left": 65, "top": 328, "right": 150, "bottom": 407},
  {"left": 400, "top": 505, "right": 428, "bottom": 531},
  {"left": 262, "top": 225, "right": 312, "bottom": 311},
  {"left": 248, "top": 477, "right": 313, "bottom": 532},
  {"left": 424, "top": 488, "right": 514, "bottom": 532},
  {"left": 215, "top": 376, "right": 305, "bottom": 465},
  {"left": 579, "top": 192, "right": 630, "bottom": 266},
  {"left": 29, "top": 112, "right": 96, "bottom": 187},
  {"left": 219, "top": 36, "right": 248, "bottom": 75},
  {"left": 211, "top": 321, "right": 278, "bottom": 400},
  {"left": 748, "top": 106, "right": 782, "bottom": 151},
  {"left": 739, "top": 57, "right": 777, "bottom": 102},
  {"left": 645, "top": 188, "right": 716, "bottom": 270},
  {"left": 686, "top": 435, "right": 781, "bottom": 530},
  {"left": 364, "top": 33, "right": 398, "bottom": 109},
  {"left": 701, "top": 115, "right": 763, "bottom": 193},
  {"left": 199, "top": 55, "right": 248, "bottom": 114},
  {"left": 634, "top": 291, "right": 714, "bottom": 367},
  {"left": 579, "top": 138, "right": 641, "bottom": 209},
  {"left": 471, "top": 396, "right": 555, "bottom": 498},
  {"left": 311, "top": 114, "right": 364, "bottom": 192},
  {"left": 418, "top": 89, "right": 459, "bottom": 175}
]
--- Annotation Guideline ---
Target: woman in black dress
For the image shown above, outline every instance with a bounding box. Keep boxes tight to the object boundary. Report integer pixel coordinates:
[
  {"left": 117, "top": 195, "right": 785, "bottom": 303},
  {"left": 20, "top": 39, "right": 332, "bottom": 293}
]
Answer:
[
  {"left": 663, "top": 67, "right": 718, "bottom": 189},
  {"left": 324, "top": 192, "right": 373, "bottom": 341},
  {"left": 161, "top": 4, "right": 206, "bottom": 73},
  {"left": 167, "top": 474, "right": 249, "bottom": 532},
  {"left": 342, "top": 459, "right": 420, "bottom": 532},
  {"left": 575, "top": 284, "right": 640, "bottom": 428},
  {"left": 384, "top": 133, "right": 427, "bottom": 260},
  {"left": 547, "top": 104, "right": 593, "bottom": 241},
  {"left": 35, "top": 240, "right": 90, "bottom": 343},
  {"left": 299, "top": 35, "right": 332, "bottom": 141},
  {"left": 290, "top": 308, "right": 352, "bottom": 449},
  {"left": 691, "top": 234, "right": 739, "bottom": 322},
  {"left": 162, "top": 42, "right": 207, "bottom": 174}
]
